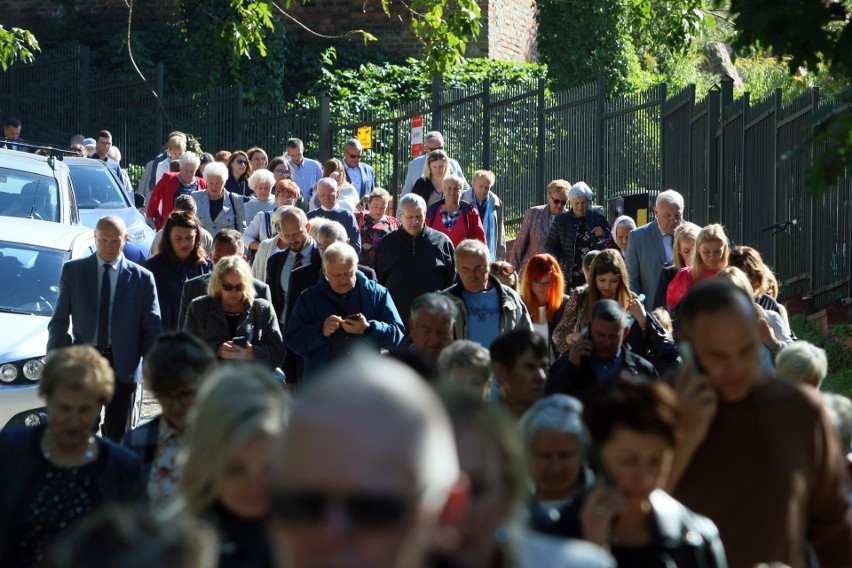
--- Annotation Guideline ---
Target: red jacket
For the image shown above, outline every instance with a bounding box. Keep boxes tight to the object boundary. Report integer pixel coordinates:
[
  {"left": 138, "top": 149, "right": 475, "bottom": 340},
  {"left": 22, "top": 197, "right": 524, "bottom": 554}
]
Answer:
[
  {"left": 425, "top": 200, "right": 486, "bottom": 247},
  {"left": 147, "top": 172, "right": 207, "bottom": 230}
]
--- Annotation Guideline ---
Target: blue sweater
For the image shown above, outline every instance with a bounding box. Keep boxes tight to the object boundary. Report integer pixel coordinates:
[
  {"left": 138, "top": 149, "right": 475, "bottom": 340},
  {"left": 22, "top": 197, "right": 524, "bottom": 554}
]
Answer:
[{"left": 307, "top": 206, "right": 362, "bottom": 253}]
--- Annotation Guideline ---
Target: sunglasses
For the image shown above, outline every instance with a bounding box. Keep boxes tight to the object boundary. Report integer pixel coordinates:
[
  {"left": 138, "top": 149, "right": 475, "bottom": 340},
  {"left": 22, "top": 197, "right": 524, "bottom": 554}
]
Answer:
[
  {"left": 491, "top": 263, "right": 515, "bottom": 275},
  {"left": 272, "top": 489, "right": 416, "bottom": 528},
  {"left": 221, "top": 283, "right": 245, "bottom": 292},
  {"left": 346, "top": 152, "right": 362, "bottom": 160},
  {"left": 551, "top": 197, "right": 567, "bottom": 207},
  {"left": 275, "top": 168, "right": 292, "bottom": 178},
  {"left": 235, "top": 159, "right": 248, "bottom": 166}
]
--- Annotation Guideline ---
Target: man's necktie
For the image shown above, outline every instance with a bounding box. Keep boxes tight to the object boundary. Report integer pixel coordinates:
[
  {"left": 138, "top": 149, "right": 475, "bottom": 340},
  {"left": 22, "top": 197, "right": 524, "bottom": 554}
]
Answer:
[
  {"left": 97, "top": 264, "right": 111, "bottom": 349},
  {"left": 293, "top": 251, "right": 304, "bottom": 270}
]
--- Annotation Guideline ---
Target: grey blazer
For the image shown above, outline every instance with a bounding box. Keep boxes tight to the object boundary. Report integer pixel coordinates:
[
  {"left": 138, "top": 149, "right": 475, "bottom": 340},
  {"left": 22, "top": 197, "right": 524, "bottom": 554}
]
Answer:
[
  {"left": 183, "top": 295, "right": 284, "bottom": 367},
  {"left": 624, "top": 220, "right": 668, "bottom": 311},
  {"left": 47, "top": 254, "right": 163, "bottom": 382},
  {"left": 191, "top": 189, "right": 246, "bottom": 235}
]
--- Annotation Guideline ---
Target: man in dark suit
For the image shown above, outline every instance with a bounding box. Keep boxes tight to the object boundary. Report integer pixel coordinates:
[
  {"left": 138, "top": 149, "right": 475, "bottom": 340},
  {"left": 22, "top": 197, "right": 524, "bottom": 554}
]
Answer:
[
  {"left": 624, "top": 189, "right": 685, "bottom": 311},
  {"left": 341, "top": 138, "right": 376, "bottom": 199},
  {"left": 47, "top": 215, "right": 163, "bottom": 441},
  {"left": 177, "top": 229, "right": 272, "bottom": 327}
]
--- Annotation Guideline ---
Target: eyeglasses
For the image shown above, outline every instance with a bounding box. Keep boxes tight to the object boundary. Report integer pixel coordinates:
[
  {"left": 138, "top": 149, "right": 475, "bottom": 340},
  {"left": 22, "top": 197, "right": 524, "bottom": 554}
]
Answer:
[
  {"left": 235, "top": 159, "right": 248, "bottom": 166},
  {"left": 346, "top": 152, "right": 362, "bottom": 160},
  {"left": 426, "top": 145, "right": 444, "bottom": 152},
  {"left": 551, "top": 197, "right": 567, "bottom": 207},
  {"left": 272, "top": 489, "right": 417, "bottom": 528},
  {"left": 171, "top": 235, "right": 196, "bottom": 245},
  {"left": 156, "top": 388, "right": 197, "bottom": 406},
  {"left": 221, "top": 283, "right": 245, "bottom": 292},
  {"left": 531, "top": 278, "right": 553, "bottom": 288},
  {"left": 275, "top": 168, "right": 292, "bottom": 178}
]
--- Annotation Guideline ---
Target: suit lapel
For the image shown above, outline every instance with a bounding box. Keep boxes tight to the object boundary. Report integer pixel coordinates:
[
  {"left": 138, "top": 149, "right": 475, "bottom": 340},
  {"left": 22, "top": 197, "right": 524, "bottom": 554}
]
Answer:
[
  {"left": 651, "top": 220, "right": 667, "bottom": 264},
  {"left": 111, "top": 257, "right": 133, "bottom": 313},
  {"left": 359, "top": 164, "right": 368, "bottom": 197}
]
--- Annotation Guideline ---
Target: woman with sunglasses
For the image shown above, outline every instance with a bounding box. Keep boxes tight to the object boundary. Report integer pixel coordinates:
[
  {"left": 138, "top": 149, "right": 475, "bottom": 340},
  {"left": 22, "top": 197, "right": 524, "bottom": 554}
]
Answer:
[
  {"left": 511, "top": 179, "right": 571, "bottom": 278},
  {"left": 184, "top": 256, "right": 284, "bottom": 367},
  {"left": 146, "top": 212, "right": 212, "bottom": 331},
  {"left": 268, "top": 155, "right": 292, "bottom": 184},
  {"left": 225, "top": 150, "right": 253, "bottom": 199},
  {"left": 545, "top": 182, "right": 610, "bottom": 290},
  {"left": 180, "top": 364, "right": 287, "bottom": 568},
  {"left": 519, "top": 254, "right": 569, "bottom": 353}
]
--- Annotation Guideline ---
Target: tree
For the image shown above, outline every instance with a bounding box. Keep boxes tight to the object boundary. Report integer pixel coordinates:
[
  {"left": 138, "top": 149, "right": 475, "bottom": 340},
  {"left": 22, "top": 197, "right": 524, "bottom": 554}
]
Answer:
[
  {"left": 0, "top": 25, "right": 39, "bottom": 71},
  {"left": 726, "top": 0, "right": 852, "bottom": 192}
]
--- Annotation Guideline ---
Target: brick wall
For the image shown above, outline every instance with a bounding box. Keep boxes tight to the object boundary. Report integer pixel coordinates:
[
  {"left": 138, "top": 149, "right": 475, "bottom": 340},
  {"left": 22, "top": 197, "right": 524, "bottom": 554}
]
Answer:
[{"left": 1, "top": 0, "right": 537, "bottom": 63}]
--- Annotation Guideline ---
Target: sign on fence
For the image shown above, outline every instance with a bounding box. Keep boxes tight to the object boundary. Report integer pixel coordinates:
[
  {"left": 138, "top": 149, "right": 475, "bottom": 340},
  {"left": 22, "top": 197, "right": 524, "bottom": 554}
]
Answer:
[
  {"left": 357, "top": 126, "right": 372, "bottom": 150},
  {"left": 411, "top": 114, "right": 423, "bottom": 157}
]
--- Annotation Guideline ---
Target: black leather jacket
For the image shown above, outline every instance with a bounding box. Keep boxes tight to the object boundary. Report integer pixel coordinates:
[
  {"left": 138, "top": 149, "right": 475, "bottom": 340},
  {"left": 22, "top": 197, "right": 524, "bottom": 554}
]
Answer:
[
  {"left": 544, "top": 208, "right": 610, "bottom": 278},
  {"left": 533, "top": 488, "right": 728, "bottom": 568}
]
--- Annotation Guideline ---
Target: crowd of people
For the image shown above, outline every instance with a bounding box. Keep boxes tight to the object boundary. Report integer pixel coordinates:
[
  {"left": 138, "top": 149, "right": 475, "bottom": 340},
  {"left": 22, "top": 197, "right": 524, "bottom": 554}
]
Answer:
[{"left": 1, "top": 124, "right": 851, "bottom": 568}]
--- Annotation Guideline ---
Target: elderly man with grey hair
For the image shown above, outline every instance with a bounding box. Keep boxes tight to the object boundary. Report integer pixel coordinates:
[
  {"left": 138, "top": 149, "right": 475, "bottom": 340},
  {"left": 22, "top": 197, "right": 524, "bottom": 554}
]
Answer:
[
  {"left": 443, "top": 239, "right": 531, "bottom": 348},
  {"left": 269, "top": 354, "right": 469, "bottom": 568},
  {"left": 306, "top": 176, "right": 361, "bottom": 253},
  {"left": 401, "top": 130, "right": 469, "bottom": 197},
  {"left": 404, "top": 292, "right": 458, "bottom": 361},
  {"left": 341, "top": 138, "right": 376, "bottom": 199},
  {"left": 284, "top": 242, "right": 404, "bottom": 380},
  {"left": 544, "top": 181, "right": 610, "bottom": 289},
  {"left": 624, "top": 189, "right": 685, "bottom": 310},
  {"left": 546, "top": 299, "right": 658, "bottom": 400},
  {"left": 374, "top": 192, "right": 456, "bottom": 321}
]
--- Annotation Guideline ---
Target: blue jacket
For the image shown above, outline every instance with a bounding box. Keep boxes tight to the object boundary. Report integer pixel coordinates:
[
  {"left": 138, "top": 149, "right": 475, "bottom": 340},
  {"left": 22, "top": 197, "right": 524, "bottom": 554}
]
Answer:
[
  {"left": 307, "top": 206, "right": 362, "bottom": 253},
  {"left": 0, "top": 424, "right": 144, "bottom": 559},
  {"left": 285, "top": 271, "right": 405, "bottom": 380},
  {"left": 146, "top": 254, "right": 212, "bottom": 331}
]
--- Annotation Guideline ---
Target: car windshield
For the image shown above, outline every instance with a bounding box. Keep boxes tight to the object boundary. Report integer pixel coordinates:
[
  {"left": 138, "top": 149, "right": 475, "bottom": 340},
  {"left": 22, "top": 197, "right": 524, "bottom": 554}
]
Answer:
[
  {"left": 69, "top": 163, "right": 130, "bottom": 210},
  {"left": 0, "top": 243, "right": 66, "bottom": 317},
  {"left": 0, "top": 168, "right": 60, "bottom": 222}
]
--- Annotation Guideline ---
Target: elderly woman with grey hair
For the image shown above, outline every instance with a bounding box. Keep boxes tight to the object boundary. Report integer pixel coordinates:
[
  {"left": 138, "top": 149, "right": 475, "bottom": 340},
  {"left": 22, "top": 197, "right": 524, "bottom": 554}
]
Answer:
[
  {"left": 518, "top": 394, "right": 594, "bottom": 536},
  {"left": 596, "top": 215, "right": 636, "bottom": 256},
  {"left": 437, "top": 339, "right": 492, "bottom": 399},
  {"left": 147, "top": 151, "right": 205, "bottom": 230},
  {"left": 426, "top": 174, "right": 486, "bottom": 247},
  {"left": 244, "top": 169, "right": 277, "bottom": 222},
  {"left": 192, "top": 162, "right": 247, "bottom": 235},
  {"left": 544, "top": 182, "right": 610, "bottom": 289}
]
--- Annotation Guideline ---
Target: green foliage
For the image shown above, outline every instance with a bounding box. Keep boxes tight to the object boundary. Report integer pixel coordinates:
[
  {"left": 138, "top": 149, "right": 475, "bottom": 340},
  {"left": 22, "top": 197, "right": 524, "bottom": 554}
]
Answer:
[
  {"left": 0, "top": 25, "right": 40, "bottom": 71},
  {"left": 790, "top": 315, "right": 852, "bottom": 397},
  {"left": 409, "top": 0, "right": 481, "bottom": 74}
]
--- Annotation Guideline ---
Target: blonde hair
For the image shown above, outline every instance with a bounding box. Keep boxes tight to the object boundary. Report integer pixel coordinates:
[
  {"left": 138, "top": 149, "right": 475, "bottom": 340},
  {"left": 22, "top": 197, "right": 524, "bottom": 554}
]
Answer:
[
  {"left": 180, "top": 364, "right": 287, "bottom": 516},
  {"left": 691, "top": 224, "right": 729, "bottom": 279},
  {"left": 471, "top": 170, "right": 496, "bottom": 186},
  {"left": 546, "top": 179, "right": 571, "bottom": 199},
  {"left": 715, "top": 267, "right": 755, "bottom": 298},
  {"left": 672, "top": 222, "right": 700, "bottom": 270},
  {"left": 207, "top": 256, "right": 255, "bottom": 304},
  {"left": 167, "top": 135, "right": 187, "bottom": 153},
  {"left": 775, "top": 341, "right": 828, "bottom": 388},
  {"left": 39, "top": 345, "right": 114, "bottom": 405}
]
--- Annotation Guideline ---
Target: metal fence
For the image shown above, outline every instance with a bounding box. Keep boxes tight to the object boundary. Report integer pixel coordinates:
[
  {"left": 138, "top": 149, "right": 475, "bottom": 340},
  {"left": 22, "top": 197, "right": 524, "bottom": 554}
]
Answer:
[{"left": 3, "top": 46, "right": 850, "bottom": 307}]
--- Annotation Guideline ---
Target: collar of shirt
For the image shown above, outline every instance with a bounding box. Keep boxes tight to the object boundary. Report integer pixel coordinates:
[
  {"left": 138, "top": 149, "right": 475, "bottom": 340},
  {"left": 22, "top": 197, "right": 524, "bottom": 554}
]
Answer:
[
  {"left": 157, "top": 415, "right": 182, "bottom": 445},
  {"left": 591, "top": 349, "right": 624, "bottom": 382},
  {"left": 320, "top": 205, "right": 337, "bottom": 212},
  {"left": 97, "top": 254, "right": 123, "bottom": 270},
  {"left": 299, "top": 239, "right": 316, "bottom": 256},
  {"left": 658, "top": 223, "right": 672, "bottom": 238}
]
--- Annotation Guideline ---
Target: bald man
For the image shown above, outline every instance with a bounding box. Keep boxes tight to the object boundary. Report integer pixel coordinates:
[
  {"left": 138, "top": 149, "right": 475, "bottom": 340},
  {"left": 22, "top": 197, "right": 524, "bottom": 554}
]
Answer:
[
  {"left": 269, "top": 355, "right": 469, "bottom": 568},
  {"left": 48, "top": 215, "right": 162, "bottom": 441}
]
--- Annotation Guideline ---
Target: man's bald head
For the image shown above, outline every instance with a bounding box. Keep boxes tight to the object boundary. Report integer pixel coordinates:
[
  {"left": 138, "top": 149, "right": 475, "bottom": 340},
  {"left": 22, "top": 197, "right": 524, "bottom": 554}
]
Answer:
[
  {"left": 272, "top": 354, "right": 462, "bottom": 568},
  {"left": 95, "top": 215, "right": 127, "bottom": 234},
  {"left": 94, "top": 215, "right": 127, "bottom": 263}
]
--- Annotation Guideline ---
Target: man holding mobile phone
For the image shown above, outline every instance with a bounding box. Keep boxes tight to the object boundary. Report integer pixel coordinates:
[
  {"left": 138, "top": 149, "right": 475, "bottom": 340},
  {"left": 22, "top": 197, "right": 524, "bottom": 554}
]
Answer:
[
  {"left": 547, "top": 299, "right": 658, "bottom": 400},
  {"left": 669, "top": 280, "right": 852, "bottom": 568}
]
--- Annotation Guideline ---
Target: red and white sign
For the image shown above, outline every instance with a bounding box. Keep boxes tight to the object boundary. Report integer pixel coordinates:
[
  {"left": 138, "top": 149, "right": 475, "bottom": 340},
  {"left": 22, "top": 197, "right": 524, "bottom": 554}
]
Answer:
[{"left": 411, "top": 114, "right": 423, "bottom": 157}]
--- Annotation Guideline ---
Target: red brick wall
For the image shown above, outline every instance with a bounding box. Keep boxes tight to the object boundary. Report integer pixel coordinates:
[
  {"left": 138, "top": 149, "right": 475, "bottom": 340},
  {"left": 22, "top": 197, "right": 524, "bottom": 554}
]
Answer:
[{"left": 1, "top": 0, "right": 536, "bottom": 63}]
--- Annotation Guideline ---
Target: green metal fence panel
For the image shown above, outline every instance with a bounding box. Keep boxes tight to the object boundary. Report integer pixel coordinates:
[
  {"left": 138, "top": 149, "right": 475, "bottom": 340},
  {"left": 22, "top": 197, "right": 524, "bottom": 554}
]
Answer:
[{"left": 718, "top": 96, "right": 746, "bottom": 243}]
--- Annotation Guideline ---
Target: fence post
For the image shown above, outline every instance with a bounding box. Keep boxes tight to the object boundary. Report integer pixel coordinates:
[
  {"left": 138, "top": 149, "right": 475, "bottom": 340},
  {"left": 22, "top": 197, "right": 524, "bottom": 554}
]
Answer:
[
  {"left": 392, "top": 117, "right": 400, "bottom": 199},
  {"left": 235, "top": 84, "right": 244, "bottom": 150},
  {"left": 318, "top": 90, "right": 332, "bottom": 162},
  {"left": 659, "top": 83, "right": 667, "bottom": 192},
  {"left": 596, "top": 76, "right": 606, "bottom": 202},
  {"left": 739, "top": 91, "right": 749, "bottom": 244},
  {"left": 155, "top": 62, "right": 164, "bottom": 151},
  {"left": 536, "top": 78, "right": 546, "bottom": 199},
  {"left": 482, "top": 79, "right": 491, "bottom": 170},
  {"left": 808, "top": 86, "right": 820, "bottom": 298},
  {"left": 80, "top": 46, "right": 91, "bottom": 136},
  {"left": 771, "top": 88, "right": 782, "bottom": 269},
  {"left": 432, "top": 74, "right": 443, "bottom": 131},
  {"left": 706, "top": 88, "right": 720, "bottom": 223}
]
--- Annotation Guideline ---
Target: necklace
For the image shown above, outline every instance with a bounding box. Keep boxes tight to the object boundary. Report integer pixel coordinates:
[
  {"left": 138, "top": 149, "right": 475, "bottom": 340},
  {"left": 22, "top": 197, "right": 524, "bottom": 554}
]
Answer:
[{"left": 41, "top": 428, "right": 97, "bottom": 466}]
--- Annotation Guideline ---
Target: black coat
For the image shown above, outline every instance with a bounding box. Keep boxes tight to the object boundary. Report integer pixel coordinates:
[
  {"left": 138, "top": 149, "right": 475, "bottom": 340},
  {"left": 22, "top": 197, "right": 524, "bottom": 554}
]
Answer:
[
  {"left": 546, "top": 344, "right": 659, "bottom": 401},
  {"left": 533, "top": 488, "right": 727, "bottom": 568},
  {"left": 544, "top": 208, "right": 610, "bottom": 279}
]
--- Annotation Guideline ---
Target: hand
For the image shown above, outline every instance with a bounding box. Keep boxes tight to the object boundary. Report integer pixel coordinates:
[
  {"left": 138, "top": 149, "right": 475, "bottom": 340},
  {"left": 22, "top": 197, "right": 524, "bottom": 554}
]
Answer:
[
  {"left": 568, "top": 338, "right": 592, "bottom": 366},
  {"left": 672, "top": 358, "right": 718, "bottom": 448},
  {"left": 580, "top": 484, "right": 625, "bottom": 548},
  {"left": 341, "top": 313, "right": 369, "bottom": 335},
  {"left": 217, "top": 340, "right": 255, "bottom": 360},
  {"left": 627, "top": 292, "right": 647, "bottom": 328},
  {"left": 591, "top": 226, "right": 606, "bottom": 238},
  {"left": 323, "top": 315, "right": 344, "bottom": 337},
  {"left": 565, "top": 330, "right": 583, "bottom": 348},
  {"left": 757, "top": 315, "right": 783, "bottom": 354}
]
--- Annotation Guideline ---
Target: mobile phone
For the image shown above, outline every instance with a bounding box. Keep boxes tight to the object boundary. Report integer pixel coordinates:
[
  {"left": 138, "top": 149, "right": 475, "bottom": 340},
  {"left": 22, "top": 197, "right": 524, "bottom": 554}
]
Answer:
[
  {"left": 581, "top": 326, "right": 589, "bottom": 340},
  {"left": 232, "top": 336, "right": 248, "bottom": 348},
  {"left": 345, "top": 314, "right": 361, "bottom": 321},
  {"left": 679, "top": 340, "right": 705, "bottom": 374}
]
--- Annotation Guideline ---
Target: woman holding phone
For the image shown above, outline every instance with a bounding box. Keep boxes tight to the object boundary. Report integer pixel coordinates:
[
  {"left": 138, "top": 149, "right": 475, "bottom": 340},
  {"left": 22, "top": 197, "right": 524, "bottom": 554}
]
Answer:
[
  {"left": 184, "top": 256, "right": 284, "bottom": 367},
  {"left": 563, "top": 378, "right": 727, "bottom": 567}
]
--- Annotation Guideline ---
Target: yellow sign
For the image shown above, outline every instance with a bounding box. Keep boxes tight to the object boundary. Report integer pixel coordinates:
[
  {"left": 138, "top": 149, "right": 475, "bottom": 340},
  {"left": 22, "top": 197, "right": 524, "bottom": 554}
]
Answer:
[
  {"left": 357, "top": 126, "right": 372, "bottom": 150},
  {"left": 636, "top": 208, "right": 648, "bottom": 226}
]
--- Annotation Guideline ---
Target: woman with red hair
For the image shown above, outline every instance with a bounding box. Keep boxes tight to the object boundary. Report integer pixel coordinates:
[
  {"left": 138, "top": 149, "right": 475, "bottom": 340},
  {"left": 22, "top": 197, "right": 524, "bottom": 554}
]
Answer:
[{"left": 520, "top": 254, "right": 569, "bottom": 353}]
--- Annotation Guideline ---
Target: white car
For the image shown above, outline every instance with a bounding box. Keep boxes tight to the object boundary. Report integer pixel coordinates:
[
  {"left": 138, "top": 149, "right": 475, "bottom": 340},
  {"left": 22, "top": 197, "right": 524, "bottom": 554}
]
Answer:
[{"left": 0, "top": 217, "right": 97, "bottom": 431}]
